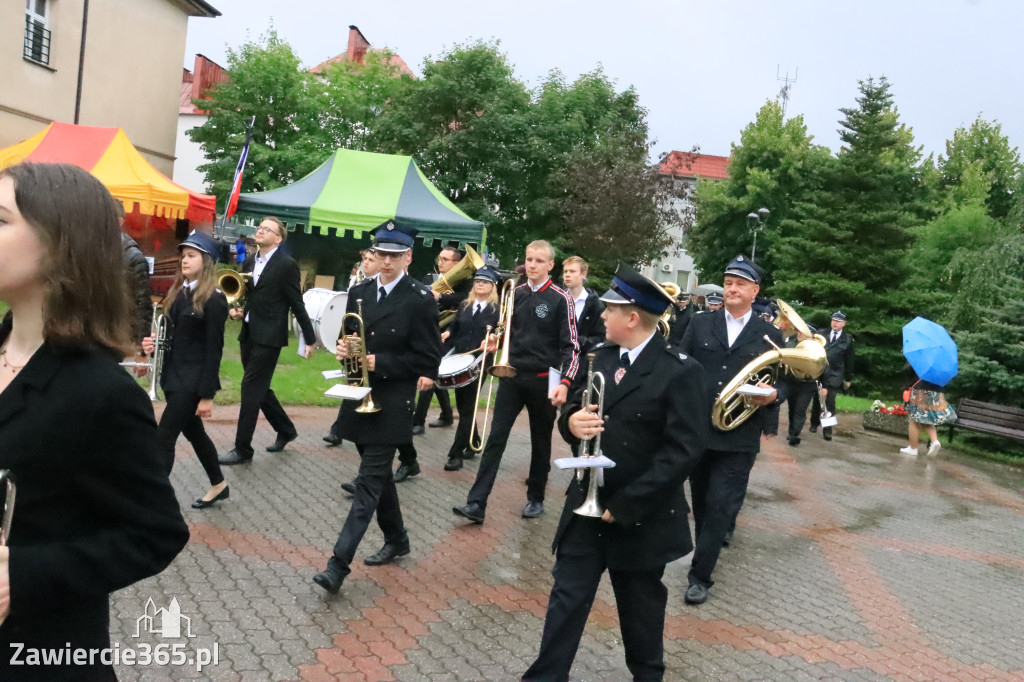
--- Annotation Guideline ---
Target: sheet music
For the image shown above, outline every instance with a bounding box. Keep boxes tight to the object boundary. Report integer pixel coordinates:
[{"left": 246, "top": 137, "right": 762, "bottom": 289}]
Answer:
[{"left": 324, "top": 384, "right": 372, "bottom": 400}]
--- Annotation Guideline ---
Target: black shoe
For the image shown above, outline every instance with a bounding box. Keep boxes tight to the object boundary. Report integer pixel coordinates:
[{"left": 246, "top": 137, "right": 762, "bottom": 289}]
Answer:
[
  {"left": 364, "top": 542, "right": 411, "bottom": 566},
  {"left": 312, "top": 559, "right": 346, "bottom": 594},
  {"left": 266, "top": 432, "right": 298, "bottom": 452},
  {"left": 521, "top": 501, "right": 544, "bottom": 518},
  {"left": 462, "top": 448, "right": 477, "bottom": 460},
  {"left": 722, "top": 529, "right": 734, "bottom": 547},
  {"left": 323, "top": 433, "right": 342, "bottom": 446},
  {"left": 411, "top": 425, "right": 425, "bottom": 436},
  {"left": 394, "top": 463, "right": 420, "bottom": 483},
  {"left": 191, "top": 486, "right": 230, "bottom": 509},
  {"left": 823, "top": 428, "right": 833, "bottom": 441},
  {"left": 787, "top": 437, "right": 801, "bottom": 446},
  {"left": 444, "top": 456, "right": 463, "bottom": 471},
  {"left": 684, "top": 583, "right": 709, "bottom": 605},
  {"left": 428, "top": 418, "right": 453, "bottom": 428},
  {"left": 341, "top": 480, "right": 356, "bottom": 494},
  {"left": 453, "top": 503, "right": 485, "bottom": 524},
  {"left": 809, "top": 425, "right": 818, "bottom": 433},
  {"left": 218, "top": 448, "right": 253, "bottom": 466}
]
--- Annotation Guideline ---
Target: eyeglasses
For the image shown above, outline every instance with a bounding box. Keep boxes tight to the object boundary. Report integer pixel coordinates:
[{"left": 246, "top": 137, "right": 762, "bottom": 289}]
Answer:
[
  {"left": 255, "top": 226, "right": 281, "bottom": 236},
  {"left": 437, "top": 256, "right": 458, "bottom": 263},
  {"left": 372, "top": 249, "right": 406, "bottom": 260}
]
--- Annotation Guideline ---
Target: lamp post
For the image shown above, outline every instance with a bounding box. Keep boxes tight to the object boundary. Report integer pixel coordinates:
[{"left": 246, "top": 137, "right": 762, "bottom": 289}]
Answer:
[{"left": 745, "top": 207, "right": 770, "bottom": 264}]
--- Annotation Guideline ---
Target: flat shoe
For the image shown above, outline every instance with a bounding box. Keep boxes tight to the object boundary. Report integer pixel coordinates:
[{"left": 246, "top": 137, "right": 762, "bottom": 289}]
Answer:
[
  {"left": 192, "top": 486, "right": 229, "bottom": 509},
  {"left": 266, "top": 432, "right": 298, "bottom": 452},
  {"left": 684, "top": 583, "right": 709, "bottom": 605}
]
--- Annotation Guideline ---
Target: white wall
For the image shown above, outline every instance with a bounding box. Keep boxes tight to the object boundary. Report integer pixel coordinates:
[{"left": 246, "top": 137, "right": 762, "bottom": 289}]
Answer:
[{"left": 173, "top": 113, "right": 208, "bottom": 193}]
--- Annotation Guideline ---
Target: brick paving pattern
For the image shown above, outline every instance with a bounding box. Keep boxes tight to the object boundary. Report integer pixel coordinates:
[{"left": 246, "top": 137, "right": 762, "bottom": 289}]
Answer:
[{"left": 110, "top": 407, "right": 1024, "bottom": 681}]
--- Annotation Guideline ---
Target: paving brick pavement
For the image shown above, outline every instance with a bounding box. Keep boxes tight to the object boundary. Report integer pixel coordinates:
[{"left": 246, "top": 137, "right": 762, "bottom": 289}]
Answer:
[{"left": 108, "top": 405, "right": 1024, "bottom": 681}]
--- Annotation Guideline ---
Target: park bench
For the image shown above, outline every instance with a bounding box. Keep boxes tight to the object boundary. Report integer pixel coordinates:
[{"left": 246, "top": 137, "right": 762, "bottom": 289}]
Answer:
[{"left": 948, "top": 398, "right": 1024, "bottom": 444}]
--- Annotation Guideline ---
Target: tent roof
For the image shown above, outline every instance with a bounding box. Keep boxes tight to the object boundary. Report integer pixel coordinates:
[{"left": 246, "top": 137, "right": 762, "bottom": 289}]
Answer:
[
  {"left": 0, "top": 122, "right": 216, "bottom": 222},
  {"left": 235, "top": 149, "right": 484, "bottom": 247}
]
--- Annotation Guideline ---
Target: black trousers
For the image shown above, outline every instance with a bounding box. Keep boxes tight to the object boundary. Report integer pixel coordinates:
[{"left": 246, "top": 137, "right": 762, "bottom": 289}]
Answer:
[
  {"left": 467, "top": 374, "right": 555, "bottom": 511},
  {"left": 413, "top": 385, "right": 452, "bottom": 426},
  {"left": 331, "top": 406, "right": 417, "bottom": 468},
  {"left": 688, "top": 448, "right": 757, "bottom": 588},
  {"left": 235, "top": 339, "right": 294, "bottom": 457},
  {"left": 786, "top": 381, "right": 817, "bottom": 439},
  {"left": 810, "top": 384, "right": 838, "bottom": 432},
  {"left": 330, "top": 444, "right": 408, "bottom": 579},
  {"left": 523, "top": 519, "right": 668, "bottom": 682},
  {"left": 158, "top": 390, "right": 224, "bottom": 486},
  {"left": 446, "top": 383, "right": 480, "bottom": 459}
]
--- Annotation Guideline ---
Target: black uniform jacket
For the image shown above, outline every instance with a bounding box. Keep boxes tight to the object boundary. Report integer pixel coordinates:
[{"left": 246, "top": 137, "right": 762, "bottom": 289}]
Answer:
[
  {"left": 0, "top": 324, "right": 189, "bottom": 681},
  {"left": 339, "top": 275, "right": 443, "bottom": 445},
  {"left": 160, "top": 289, "right": 228, "bottom": 399},
  {"left": 680, "top": 309, "right": 786, "bottom": 452},
  {"left": 575, "top": 288, "right": 607, "bottom": 353},
  {"left": 507, "top": 279, "right": 581, "bottom": 387},
  {"left": 240, "top": 248, "right": 315, "bottom": 348},
  {"left": 820, "top": 331, "right": 855, "bottom": 388},
  {"left": 554, "top": 336, "right": 708, "bottom": 571},
  {"left": 446, "top": 299, "right": 499, "bottom": 354},
  {"left": 667, "top": 305, "right": 693, "bottom": 347}
]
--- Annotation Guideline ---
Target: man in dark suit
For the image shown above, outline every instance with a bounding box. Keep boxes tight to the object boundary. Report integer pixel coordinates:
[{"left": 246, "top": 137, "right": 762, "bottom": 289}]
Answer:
[
  {"left": 561, "top": 256, "right": 606, "bottom": 353},
  {"left": 810, "top": 310, "right": 855, "bottom": 441},
  {"left": 522, "top": 264, "right": 707, "bottom": 682},
  {"left": 219, "top": 216, "right": 317, "bottom": 465},
  {"left": 678, "top": 255, "right": 785, "bottom": 605},
  {"left": 313, "top": 220, "right": 442, "bottom": 594}
]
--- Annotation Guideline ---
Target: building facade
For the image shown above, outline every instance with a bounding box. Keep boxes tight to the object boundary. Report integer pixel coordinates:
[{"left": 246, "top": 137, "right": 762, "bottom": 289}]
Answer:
[{"left": 1, "top": 0, "right": 219, "bottom": 176}]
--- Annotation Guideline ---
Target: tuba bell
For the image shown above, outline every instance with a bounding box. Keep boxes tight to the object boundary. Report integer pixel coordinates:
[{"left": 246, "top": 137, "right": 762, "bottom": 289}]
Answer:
[
  {"left": 711, "top": 299, "right": 827, "bottom": 431},
  {"left": 657, "top": 282, "right": 683, "bottom": 338},
  {"left": 217, "top": 269, "right": 252, "bottom": 308},
  {"left": 434, "top": 245, "right": 485, "bottom": 328}
]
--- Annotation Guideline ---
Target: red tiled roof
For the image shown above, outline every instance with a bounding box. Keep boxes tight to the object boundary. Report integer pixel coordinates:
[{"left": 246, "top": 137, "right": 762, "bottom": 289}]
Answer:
[
  {"left": 180, "top": 54, "right": 228, "bottom": 115},
  {"left": 659, "top": 151, "right": 730, "bottom": 180},
  {"left": 310, "top": 48, "right": 414, "bottom": 77}
]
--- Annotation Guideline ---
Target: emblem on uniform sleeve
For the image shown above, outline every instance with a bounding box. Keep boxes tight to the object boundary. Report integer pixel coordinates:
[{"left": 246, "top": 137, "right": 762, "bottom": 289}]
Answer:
[{"left": 535, "top": 303, "right": 549, "bottom": 319}]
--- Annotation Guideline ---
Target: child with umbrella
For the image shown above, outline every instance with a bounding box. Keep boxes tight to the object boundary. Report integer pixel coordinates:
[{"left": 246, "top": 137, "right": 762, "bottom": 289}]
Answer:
[{"left": 901, "top": 317, "right": 959, "bottom": 457}]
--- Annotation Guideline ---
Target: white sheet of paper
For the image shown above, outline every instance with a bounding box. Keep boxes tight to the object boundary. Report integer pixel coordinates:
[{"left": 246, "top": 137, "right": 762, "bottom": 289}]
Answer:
[
  {"left": 297, "top": 336, "right": 307, "bottom": 358},
  {"left": 322, "top": 369, "right": 345, "bottom": 380},
  {"left": 553, "top": 454, "right": 616, "bottom": 470},
  {"left": 324, "top": 384, "right": 372, "bottom": 400},
  {"left": 736, "top": 384, "right": 775, "bottom": 397},
  {"left": 820, "top": 414, "right": 838, "bottom": 427},
  {"left": 548, "top": 367, "right": 562, "bottom": 397}
]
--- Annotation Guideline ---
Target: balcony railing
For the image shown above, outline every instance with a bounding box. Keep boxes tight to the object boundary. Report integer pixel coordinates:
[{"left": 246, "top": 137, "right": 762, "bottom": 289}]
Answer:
[{"left": 24, "top": 17, "right": 51, "bottom": 66}]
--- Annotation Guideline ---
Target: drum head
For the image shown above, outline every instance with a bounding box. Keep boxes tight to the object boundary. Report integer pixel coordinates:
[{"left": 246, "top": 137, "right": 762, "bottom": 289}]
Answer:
[
  {"left": 438, "top": 353, "right": 476, "bottom": 376},
  {"left": 293, "top": 289, "right": 348, "bottom": 349}
]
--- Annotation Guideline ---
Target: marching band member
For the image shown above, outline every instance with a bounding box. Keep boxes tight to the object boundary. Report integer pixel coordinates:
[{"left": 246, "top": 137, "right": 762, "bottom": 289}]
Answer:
[
  {"left": 439, "top": 267, "right": 500, "bottom": 471},
  {"left": 143, "top": 231, "right": 230, "bottom": 508},
  {"left": 560, "top": 256, "right": 605, "bottom": 353},
  {"left": 522, "top": 264, "right": 707, "bottom": 682},
  {"left": 678, "top": 255, "right": 785, "bottom": 605},
  {"left": 453, "top": 240, "right": 580, "bottom": 523},
  {"left": 313, "top": 220, "right": 442, "bottom": 594}
]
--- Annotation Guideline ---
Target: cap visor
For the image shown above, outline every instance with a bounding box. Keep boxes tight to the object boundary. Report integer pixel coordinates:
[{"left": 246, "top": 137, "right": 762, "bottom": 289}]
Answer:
[{"left": 599, "top": 290, "right": 631, "bottom": 305}]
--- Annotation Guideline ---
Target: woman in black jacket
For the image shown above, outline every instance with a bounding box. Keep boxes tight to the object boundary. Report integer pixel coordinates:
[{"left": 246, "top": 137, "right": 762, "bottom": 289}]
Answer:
[
  {"left": 0, "top": 162, "right": 189, "bottom": 681},
  {"left": 144, "top": 231, "right": 229, "bottom": 508},
  {"left": 439, "top": 268, "right": 500, "bottom": 471}
]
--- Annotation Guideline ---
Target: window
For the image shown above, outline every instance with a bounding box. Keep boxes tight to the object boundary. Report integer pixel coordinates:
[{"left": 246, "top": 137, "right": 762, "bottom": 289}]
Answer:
[{"left": 24, "top": 0, "right": 51, "bottom": 66}]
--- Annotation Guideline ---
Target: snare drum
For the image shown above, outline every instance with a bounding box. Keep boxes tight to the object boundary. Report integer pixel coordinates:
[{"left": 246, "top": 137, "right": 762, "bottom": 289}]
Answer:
[
  {"left": 293, "top": 288, "right": 349, "bottom": 349},
  {"left": 436, "top": 352, "right": 483, "bottom": 389}
]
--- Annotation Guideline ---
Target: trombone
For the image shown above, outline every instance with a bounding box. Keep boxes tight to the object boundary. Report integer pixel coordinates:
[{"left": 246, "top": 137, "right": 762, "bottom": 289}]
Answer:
[
  {"left": 574, "top": 352, "right": 607, "bottom": 518},
  {"left": 467, "top": 325, "right": 495, "bottom": 453},
  {"left": 338, "top": 299, "right": 380, "bottom": 413},
  {"left": 488, "top": 280, "right": 517, "bottom": 379}
]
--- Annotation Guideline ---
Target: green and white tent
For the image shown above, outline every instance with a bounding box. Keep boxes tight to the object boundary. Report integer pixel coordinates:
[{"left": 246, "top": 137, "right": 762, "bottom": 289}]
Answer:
[{"left": 234, "top": 149, "right": 484, "bottom": 248}]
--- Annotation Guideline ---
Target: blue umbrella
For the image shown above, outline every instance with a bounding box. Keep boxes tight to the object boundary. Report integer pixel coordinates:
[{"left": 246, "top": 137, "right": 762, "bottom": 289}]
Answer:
[{"left": 902, "top": 317, "right": 958, "bottom": 387}]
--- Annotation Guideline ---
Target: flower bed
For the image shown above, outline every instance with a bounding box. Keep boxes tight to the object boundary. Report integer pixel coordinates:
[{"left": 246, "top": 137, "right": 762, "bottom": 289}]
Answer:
[{"left": 863, "top": 400, "right": 909, "bottom": 436}]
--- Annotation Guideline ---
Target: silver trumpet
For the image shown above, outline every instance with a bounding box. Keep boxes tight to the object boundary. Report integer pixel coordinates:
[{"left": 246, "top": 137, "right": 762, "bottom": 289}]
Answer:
[
  {"left": 574, "top": 352, "right": 607, "bottom": 518},
  {"left": 0, "top": 469, "right": 15, "bottom": 547},
  {"left": 120, "top": 302, "right": 167, "bottom": 401}
]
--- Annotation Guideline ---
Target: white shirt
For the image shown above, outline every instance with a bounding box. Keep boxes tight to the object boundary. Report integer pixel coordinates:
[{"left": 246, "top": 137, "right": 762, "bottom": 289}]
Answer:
[
  {"left": 571, "top": 289, "right": 588, "bottom": 321},
  {"left": 377, "top": 272, "right": 404, "bottom": 301},
  {"left": 830, "top": 330, "right": 841, "bottom": 343},
  {"left": 472, "top": 300, "right": 487, "bottom": 316},
  {"left": 252, "top": 246, "right": 278, "bottom": 286},
  {"left": 725, "top": 308, "right": 752, "bottom": 347},
  {"left": 620, "top": 330, "right": 657, "bottom": 367},
  {"left": 183, "top": 279, "right": 197, "bottom": 292}
]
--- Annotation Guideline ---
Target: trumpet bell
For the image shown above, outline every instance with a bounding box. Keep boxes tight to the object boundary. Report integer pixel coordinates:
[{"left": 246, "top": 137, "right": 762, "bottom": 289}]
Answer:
[
  {"left": 217, "top": 270, "right": 251, "bottom": 306},
  {"left": 573, "top": 477, "right": 604, "bottom": 518}
]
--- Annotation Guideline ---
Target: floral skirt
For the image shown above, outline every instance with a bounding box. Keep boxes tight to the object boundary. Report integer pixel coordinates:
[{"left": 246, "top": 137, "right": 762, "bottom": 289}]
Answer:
[{"left": 907, "top": 389, "right": 957, "bottom": 426}]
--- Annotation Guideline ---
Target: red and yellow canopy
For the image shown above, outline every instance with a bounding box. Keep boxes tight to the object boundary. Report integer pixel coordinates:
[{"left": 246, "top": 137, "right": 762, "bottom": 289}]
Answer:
[{"left": 0, "top": 122, "right": 216, "bottom": 222}]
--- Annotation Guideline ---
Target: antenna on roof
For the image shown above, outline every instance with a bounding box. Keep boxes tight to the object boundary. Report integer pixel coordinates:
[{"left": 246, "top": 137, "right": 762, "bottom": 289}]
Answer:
[{"left": 776, "top": 66, "right": 798, "bottom": 116}]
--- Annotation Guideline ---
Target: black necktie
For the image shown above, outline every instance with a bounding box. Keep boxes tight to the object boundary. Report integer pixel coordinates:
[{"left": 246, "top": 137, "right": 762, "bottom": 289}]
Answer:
[
  {"left": 378, "top": 286, "right": 387, "bottom": 302},
  {"left": 473, "top": 304, "right": 481, "bottom": 317},
  {"left": 831, "top": 332, "right": 838, "bottom": 343},
  {"left": 619, "top": 353, "right": 631, "bottom": 368}
]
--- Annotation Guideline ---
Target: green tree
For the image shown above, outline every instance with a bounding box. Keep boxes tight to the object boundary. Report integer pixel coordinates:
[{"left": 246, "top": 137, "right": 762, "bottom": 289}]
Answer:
[
  {"left": 937, "top": 117, "right": 1022, "bottom": 220},
  {"left": 189, "top": 29, "right": 330, "bottom": 203},
  {"left": 689, "top": 101, "right": 832, "bottom": 290},
  {"left": 774, "top": 76, "right": 934, "bottom": 393}
]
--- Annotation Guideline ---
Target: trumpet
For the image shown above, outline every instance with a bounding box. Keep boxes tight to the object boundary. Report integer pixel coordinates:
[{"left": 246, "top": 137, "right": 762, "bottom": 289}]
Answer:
[
  {"left": 467, "top": 325, "right": 496, "bottom": 453},
  {"left": 488, "top": 280, "right": 517, "bottom": 379},
  {"left": 574, "top": 352, "right": 607, "bottom": 518},
  {"left": 120, "top": 302, "right": 166, "bottom": 401},
  {"left": 339, "top": 299, "right": 380, "bottom": 413},
  {"left": 217, "top": 269, "right": 251, "bottom": 308},
  {"left": 0, "top": 469, "right": 16, "bottom": 547}
]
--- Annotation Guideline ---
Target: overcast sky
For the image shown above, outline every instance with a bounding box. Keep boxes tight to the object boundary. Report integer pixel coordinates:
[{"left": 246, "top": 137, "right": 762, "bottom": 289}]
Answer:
[{"left": 184, "top": 0, "right": 1024, "bottom": 161}]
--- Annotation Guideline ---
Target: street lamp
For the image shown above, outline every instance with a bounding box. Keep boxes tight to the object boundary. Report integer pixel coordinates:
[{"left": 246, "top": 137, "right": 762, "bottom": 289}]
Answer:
[{"left": 745, "top": 207, "right": 770, "bottom": 264}]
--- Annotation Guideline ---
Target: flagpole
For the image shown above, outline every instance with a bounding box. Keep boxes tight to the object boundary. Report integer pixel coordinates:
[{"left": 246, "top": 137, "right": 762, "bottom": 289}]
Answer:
[{"left": 218, "top": 115, "right": 256, "bottom": 240}]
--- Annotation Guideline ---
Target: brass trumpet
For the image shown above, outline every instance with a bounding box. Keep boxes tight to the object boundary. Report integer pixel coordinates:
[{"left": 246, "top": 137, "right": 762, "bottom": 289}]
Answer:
[
  {"left": 339, "top": 299, "right": 380, "bottom": 414},
  {"left": 217, "top": 269, "right": 252, "bottom": 308},
  {"left": 574, "top": 352, "right": 608, "bottom": 517},
  {"left": 467, "top": 325, "right": 496, "bottom": 453},
  {"left": 488, "top": 279, "right": 517, "bottom": 379}
]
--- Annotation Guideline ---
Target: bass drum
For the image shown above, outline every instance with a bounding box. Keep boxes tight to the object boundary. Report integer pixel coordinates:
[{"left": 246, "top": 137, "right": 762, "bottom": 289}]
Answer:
[
  {"left": 436, "top": 352, "right": 483, "bottom": 389},
  {"left": 293, "top": 288, "right": 348, "bottom": 350}
]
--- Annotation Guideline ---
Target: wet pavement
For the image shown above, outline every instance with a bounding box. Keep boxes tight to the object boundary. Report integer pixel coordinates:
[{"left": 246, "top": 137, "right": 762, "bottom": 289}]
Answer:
[{"left": 111, "top": 406, "right": 1024, "bottom": 681}]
